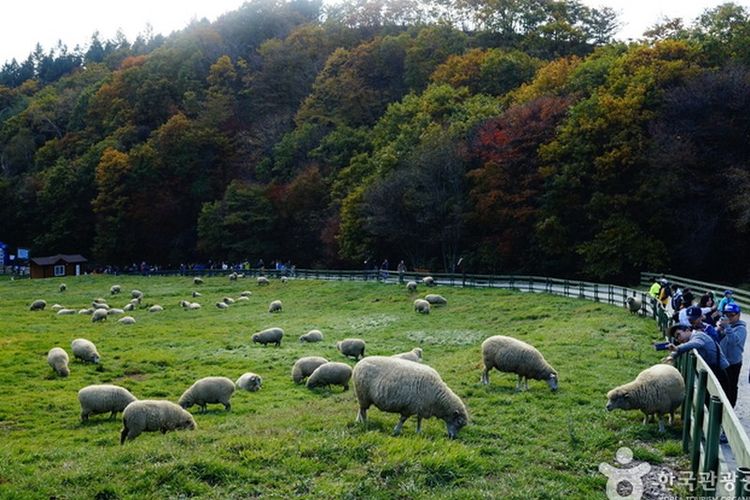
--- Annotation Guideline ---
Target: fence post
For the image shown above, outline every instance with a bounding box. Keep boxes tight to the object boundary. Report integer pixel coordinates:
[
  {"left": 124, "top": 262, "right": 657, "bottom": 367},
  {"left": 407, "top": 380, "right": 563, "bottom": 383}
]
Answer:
[
  {"left": 701, "top": 395, "right": 723, "bottom": 495},
  {"left": 735, "top": 466, "right": 750, "bottom": 499},
  {"left": 690, "top": 369, "right": 708, "bottom": 492},
  {"left": 682, "top": 353, "right": 696, "bottom": 454}
]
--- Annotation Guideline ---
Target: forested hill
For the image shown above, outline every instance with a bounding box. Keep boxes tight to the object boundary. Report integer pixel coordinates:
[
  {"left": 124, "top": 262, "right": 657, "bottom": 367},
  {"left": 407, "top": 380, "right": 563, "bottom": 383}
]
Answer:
[{"left": 1, "top": 0, "right": 749, "bottom": 283}]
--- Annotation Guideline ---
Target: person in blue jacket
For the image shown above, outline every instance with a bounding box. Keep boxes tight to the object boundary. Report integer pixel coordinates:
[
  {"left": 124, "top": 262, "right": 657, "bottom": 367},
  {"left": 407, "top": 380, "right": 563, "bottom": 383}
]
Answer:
[
  {"left": 669, "top": 322, "right": 729, "bottom": 390},
  {"left": 717, "top": 303, "right": 747, "bottom": 407}
]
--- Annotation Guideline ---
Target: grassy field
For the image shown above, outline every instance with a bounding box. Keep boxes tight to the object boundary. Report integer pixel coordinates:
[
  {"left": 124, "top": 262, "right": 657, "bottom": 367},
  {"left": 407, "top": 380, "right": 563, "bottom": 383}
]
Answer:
[{"left": 0, "top": 275, "right": 685, "bottom": 498}]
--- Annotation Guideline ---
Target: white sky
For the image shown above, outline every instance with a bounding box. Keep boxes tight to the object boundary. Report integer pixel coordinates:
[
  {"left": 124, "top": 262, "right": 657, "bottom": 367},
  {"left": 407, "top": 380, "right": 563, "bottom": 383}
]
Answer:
[{"left": 2, "top": 1, "right": 750, "bottom": 66}]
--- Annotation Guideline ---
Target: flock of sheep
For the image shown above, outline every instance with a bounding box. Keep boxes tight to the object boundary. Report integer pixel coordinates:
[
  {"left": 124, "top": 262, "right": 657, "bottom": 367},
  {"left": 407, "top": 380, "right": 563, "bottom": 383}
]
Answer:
[{"left": 33, "top": 275, "right": 683, "bottom": 445}]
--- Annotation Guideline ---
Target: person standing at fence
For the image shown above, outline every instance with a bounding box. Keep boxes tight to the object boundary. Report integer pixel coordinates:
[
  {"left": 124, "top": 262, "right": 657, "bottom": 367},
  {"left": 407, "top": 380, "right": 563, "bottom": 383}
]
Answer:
[
  {"left": 649, "top": 278, "right": 662, "bottom": 301},
  {"left": 718, "top": 290, "right": 736, "bottom": 313},
  {"left": 397, "top": 260, "right": 406, "bottom": 284},
  {"left": 668, "top": 324, "right": 729, "bottom": 391},
  {"left": 717, "top": 303, "right": 746, "bottom": 407}
]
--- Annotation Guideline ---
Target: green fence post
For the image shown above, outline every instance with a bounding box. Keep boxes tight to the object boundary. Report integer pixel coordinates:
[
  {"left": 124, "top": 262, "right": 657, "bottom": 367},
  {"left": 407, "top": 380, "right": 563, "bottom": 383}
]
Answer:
[
  {"left": 701, "top": 395, "right": 723, "bottom": 495},
  {"left": 735, "top": 466, "right": 750, "bottom": 499},
  {"left": 691, "top": 369, "right": 708, "bottom": 492},
  {"left": 682, "top": 354, "right": 696, "bottom": 454}
]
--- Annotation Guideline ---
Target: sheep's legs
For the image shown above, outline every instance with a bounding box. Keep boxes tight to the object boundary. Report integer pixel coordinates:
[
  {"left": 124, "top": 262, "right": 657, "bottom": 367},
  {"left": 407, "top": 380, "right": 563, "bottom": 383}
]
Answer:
[
  {"left": 356, "top": 407, "right": 367, "bottom": 424},
  {"left": 481, "top": 368, "right": 490, "bottom": 385},
  {"left": 416, "top": 416, "right": 422, "bottom": 434},
  {"left": 120, "top": 426, "right": 129, "bottom": 445},
  {"left": 223, "top": 402, "right": 231, "bottom": 411},
  {"left": 658, "top": 415, "right": 666, "bottom": 433},
  {"left": 393, "top": 415, "right": 409, "bottom": 436}
]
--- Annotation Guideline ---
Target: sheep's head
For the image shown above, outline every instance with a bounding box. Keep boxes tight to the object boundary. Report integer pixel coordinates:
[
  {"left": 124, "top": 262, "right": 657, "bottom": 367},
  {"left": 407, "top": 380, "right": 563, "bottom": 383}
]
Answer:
[
  {"left": 92, "top": 353, "right": 101, "bottom": 364},
  {"left": 606, "top": 388, "right": 631, "bottom": 411},
  {"left": 179, "top": 415, "right": 197, "bottom": 430},
  {"left": 446, "top": 408, "right": 468, "bottom": 439},
  {"left": 251, "top": 334, "right": 260, "bottom": 343},
  {"left": 547, "top": 372, "right": 558, "bottom": 392},
  {"left": 178, "top": 394, "right": 193, "bottom": 409},
  {"left": 59, "top": 366, "right": 70, "bottom": 377}
]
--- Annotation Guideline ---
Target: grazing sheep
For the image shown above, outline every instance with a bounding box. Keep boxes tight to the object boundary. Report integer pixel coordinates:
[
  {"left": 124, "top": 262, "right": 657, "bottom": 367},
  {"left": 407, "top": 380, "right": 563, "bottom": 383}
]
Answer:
[
  {"left": 78, "top": 308, "right": 93, "bottom": 315},
  {"left": 192, "top": 291, "right": 202, "bottom": 298},
  {"left": 110, "top": 285, "right": 121, "bottom": 295},
  {"left": 414, "top": 299, "right": 431, "bottom": 314},
  {"left": 236, "top": 296, "right": 249, "bottom": 302},
  {"left": 148, "top": 305, "right": 163, "bottom": 313},
  {"left": 131, "top": 290, "right": 144, "bottom": 299},
  {"left": 193, "top": 277, "right": 204, "bottom": 285},
  {"left": 189, "top": 302, "right": 201, "bottom": 310},
  {"left": 129, "top": 297, "right": 141, "bottom": 306},
  {"left": 180, "top": 300, "right": 191, "bottom": 308},
  {"left": 392, "top": 347, "right": 423, "bottom": 362},
  {"left": 268, "top": 300, "right": 282, "bottom": 313},
  {"left": 240, "top": 291, "right": 252, "bottom": 297},
  {"left": 422, "top": 276, "right": 435, "bottom": 287},
  {"left": 51, "top": 304, "right": 63, "bottom": 311},
  {"left": 299, "top": 329, "right": 324, "bottom": 343},
  {"left": 291, "top": 357, "right": 329, "bottom": 384},
  {"left": 29, "top": 300, "right": 47, "bottom": 311},
  {"left": 424, "top": 294, "right": 447, "bottom": 306},
  {"left": 228, "top": 272, "right": 238, "bottom": 281},
  {"left": 281, "top": 276, "right": 288, "bottom": 284},
  {"left": 178, "top": 376, "right": 235, "bottom": 413},
  {"left": 56, "top": 308, "right": 76, "bottom": 316},
  {"left": 91, "top": 308, "right": 109, "bottom": 323},
  {"left": 118, "top": 316, "right": 136, "bottom": 325},
  {"left": 235, "top": 373, "right": 263, "bottom": 392},
  {"left": 93, "top": 297, "right": 108, "bottom": 304},
  {"left": 606, "top": 364, "right": 685, "bottom": 433},
  {"left": 71, "top": 338, "right": 100, "bottom": 364},
  {"left": 107, "top": 308, "right": 125, "bottom": 315},
  {"left": 306, "top": 362, "right": 353, "bottom": 391},
  {"left": 336, "top": 338, "right": 366, "bottom": 360},
  {"left": 257, "top": 276, "right": 270, "bottom": 286},
  {"left": 625, "top": 296, "right": 642, "bottom": 315},
  {"left": 59, "top": 283, "right": 67, "bottom": 292},
  {"left": 123, "top": 303, "right": 135, "bottom": 312},
  {"left": 47, "top": 347, "right": 70, "bottom": 377},
  {"left": 92, "top": 302, "right": 110, "bottom": 310},
  {"left": 78, "top": 384, "right": 137, "bottom": 421},
  {"left": 481, "top": 336, "right": 558, "bottom": 391},
  {"left": 252, "top": 327, "right": 284, "bottom": 346},
  {"left": 120, "top": 400, "right": 196, "bottom": 444},
  {"left": 406, "top": 281, "right": 418, "bottom": 292},
  {"left": 353, "top": 356, "right": 468, "bottom": 438},
  {"left": 223, "top": 297, "right": 235, "bottom": 305},
  {"left": 216, "top": 301, "right": 228, "bottom": 310}
]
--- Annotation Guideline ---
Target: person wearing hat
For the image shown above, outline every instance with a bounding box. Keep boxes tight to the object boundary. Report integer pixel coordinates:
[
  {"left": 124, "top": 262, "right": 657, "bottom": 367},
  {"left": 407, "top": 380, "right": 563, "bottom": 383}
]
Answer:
[
  {"left": 718, "top": 290, "right": 736, "bottom": 314},
  {"left": 677, "top": 304, "right": 716, "bottom": 328},
  {"left": 668, "top": 320, "right": 729, "bottom": 390},
  {"left": 717, "top": 303, "right": 746, "bottom": 408}
]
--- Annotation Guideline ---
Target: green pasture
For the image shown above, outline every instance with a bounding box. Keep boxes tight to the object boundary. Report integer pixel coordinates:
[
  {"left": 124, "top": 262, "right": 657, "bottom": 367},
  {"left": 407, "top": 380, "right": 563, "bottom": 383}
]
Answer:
[{"left": 0, "top": 275, "right": 684, "bottom": 498}]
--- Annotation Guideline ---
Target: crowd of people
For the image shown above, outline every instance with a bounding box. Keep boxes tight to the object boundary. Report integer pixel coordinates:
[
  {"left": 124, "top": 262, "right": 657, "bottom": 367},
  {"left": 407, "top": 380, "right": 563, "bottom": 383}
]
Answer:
[{"left": 649, "top": 277, "right": 747, "bottom": 443}]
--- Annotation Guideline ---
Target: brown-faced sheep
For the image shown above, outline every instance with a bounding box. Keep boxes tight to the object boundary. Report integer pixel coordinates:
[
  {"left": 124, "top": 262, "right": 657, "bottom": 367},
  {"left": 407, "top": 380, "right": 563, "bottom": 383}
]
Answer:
[
  {"left": 306, "top": 362, "right": 352, "bottom": 391},
  {"left": 178, "top": 376, "right": 235, "bottom": 413},
  {"left": 120, "top": 400, "right": 196, "bottom": 444},
  {"left": 606, "top": 364, "right": 685, "bottom": 433},
  {"left": 252, "top": 327, "right": 284, "bottom": 346},
  {"left": 47, "top": 347, "right": 70, "bottom": 377},
  {"left": 78, "top": 384, "right": 137, "bottom": 421},
  {"left": 481, "top": 336, "right": 558, "bottom": 391},
  {"left": 292, "top": 356, "right": 329, "bottom": 384},
  {"left": 337, "top": 338, "right": 365, "bottom": 360},
  {"left": 353, "top": 356, "right": 468, "bottom": 438}
]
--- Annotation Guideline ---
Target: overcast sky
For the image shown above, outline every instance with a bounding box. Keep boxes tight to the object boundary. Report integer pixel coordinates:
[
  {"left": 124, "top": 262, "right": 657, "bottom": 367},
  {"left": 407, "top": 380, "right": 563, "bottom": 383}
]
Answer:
[{"left": 2, "top": 1, "right": 749, "bottom": 66}]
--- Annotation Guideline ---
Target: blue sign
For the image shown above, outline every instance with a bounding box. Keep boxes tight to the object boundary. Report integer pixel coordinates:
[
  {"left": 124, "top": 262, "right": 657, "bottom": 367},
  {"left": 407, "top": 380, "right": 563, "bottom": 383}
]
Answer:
[{"left": 17, "top": 248, "right": 29, "bottom": 260}]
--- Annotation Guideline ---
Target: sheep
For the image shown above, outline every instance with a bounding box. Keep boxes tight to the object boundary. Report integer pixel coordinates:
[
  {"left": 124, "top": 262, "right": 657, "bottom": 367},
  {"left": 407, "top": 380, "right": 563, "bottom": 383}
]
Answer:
[
  {"left": 56, "top": 308, "right": 76, "bottom": 315},
  {"left": 180, "top": 300, "right": 191, "bottom": 308},
  {"left": 71, "top": 338, "right": 100, "bottom": 364},
  {"left": 110, "top": 285, "right": 121, "bottom": 295},
  {"left": 178, "top": 376, "right": 235, "bottom": 413},
  {"left": 91, "top": 308, "right": 108, "bottom": 323},
  {"left": 78, "top": 308, "right": 93, "bottom": 315},
  {"left": 306, "top": 362, "right": 353, "bottom": 391},
  {"left": 59, "top": 283, "right": 67, "bottom": 292},
  {"left": 148, "top": 305, "right": 164, "bottom": 313},
  {"left": 93, "top": 297, "right": 107, "bottom": 304},
  {"left": 47, "top": 347, "right": 70, "bottom": 377},
  {"left": 291, "top": 357, "right": 329, "bottom": 384},
  {"left": 29, "top": 300, "right": 47, "bottom": 311},
  {"left": 51, "top": 304, "right": 63, "bottom": 311},
  {"left": 268, "top": 300, "right": 282, "bottom": 313},
  {"left": 336, "top": 338, "right": 366, "bottom": 360},
  {"left": 123, "top": 303, "right": 135, "bottom": 312},
  {"left": 78, "top": 384, "right": 137, "bottom": 421},
  {"left": 130, "top": 297, "right": 141, "bottom": 306},
  {"left": 107, "top": 308, "right": 125, "bottom": 315},
  {"left": 236, "top": 296, "right": 249, "bottom": 302},
  {"left": 406, "top": 281, "right": 418, "bottom": 292},
  {"left": 240, "top": 291, "right": 252, "bottom": 297},
  {"left": 235, "top": 372, "right": 263, "bottom": 392},
  {"left": 223, "top": 297, "right": 235, "bottom": 305},
  {"left": 392, "top": 347, "right": 423, "bottom": 362},
  {"left": 414, "top": 299, "right": 430, "bottom": 314},
  {"left": 606, "top": 364, "right": 685, "bottom": 433},
  {"left": 192, "top": 291, "right": 202, "bottom": 298},
  {"left": 131, "top": 289, "right": 143, "bottom": 299},
  {"left": 228, "top": 272, "right": 238, "bottom": 281},
  {"left": 118, "top": 316, "right": 136, "bottom": 325},
  {"left": 353, "top": 356, "right": 468, "bottom": 438},
  {"left": 299, "top": 329, "right": 324, "bottom": 343},
  {"left": 481, "top": 336, "right": 558, "bottom": 392},
  {"left": 281, "top": 276, "right": 288, "bottom": 284},
  {"left": 257, "top": 276, "right": 270, "bottom": 286},
  {"left": 120, "top": 400, "right": 196, "bottom": 444},
  {"left": 252, "top": 327, "right": 284, "bottom": 346},
  {"left": 216, "top": 301, "right": 228, "bottom": 310},
  {"left": 422, "top": 276, "right": 436, "bottom": 287},
  {"left": 625, "top": 296, "right": 642, "bottom": 315},
  {"left": 424, "top": 294, "right": 447, "bottom": 306},
  {"left": 189, "top": 302, "right": 201, "bottom": 310},
  {"left": 193, "top": 277, "right": 204, "bottom": 285},
  {"left": 92, "top": 302, "right": 110, "bottom": 310}
]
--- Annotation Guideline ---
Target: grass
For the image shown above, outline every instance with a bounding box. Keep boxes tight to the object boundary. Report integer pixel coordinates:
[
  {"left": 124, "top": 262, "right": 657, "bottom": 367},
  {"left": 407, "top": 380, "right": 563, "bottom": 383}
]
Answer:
[{"left": 0, "top": 275, "right": 685, "bottom": 498}]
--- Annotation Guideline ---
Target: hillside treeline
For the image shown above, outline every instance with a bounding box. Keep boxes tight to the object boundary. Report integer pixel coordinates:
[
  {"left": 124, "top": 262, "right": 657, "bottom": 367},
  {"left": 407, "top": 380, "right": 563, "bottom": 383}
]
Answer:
[{"left": 2, "top": 0, "right": 749, "bottom": 282}]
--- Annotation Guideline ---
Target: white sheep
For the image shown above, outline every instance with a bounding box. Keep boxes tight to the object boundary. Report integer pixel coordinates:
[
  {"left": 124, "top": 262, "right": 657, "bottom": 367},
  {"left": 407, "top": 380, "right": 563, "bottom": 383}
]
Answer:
[
  {"left": 92, "top": 302, "right": 110, "bottom": 310},
  {"left": 406, "top": 281, "right": 418, "bottom": 292},
  {"left": 193, "top": 277, "right": 204, "bottom": 285},
  {"left": 51, "top": 304, "right": 64, "bottom": 311},
  {"left": 78, "top": 308, "right": 93, "bottom": 315},
  {"left": 235, "top": 372, "right": 263, "bottom": 392},
  {"left": 71, "top": 338, "right": 100, "bottom": 364},
  {"left": 78, "top": 384, "right": 137, "bottom": 421},
  {"left": 216, "top": 301, "right": 228, "bottom": 309},
  {"left": 131, "top": 290, "right": 143, "bottom": 299},
  {"left": 123, "top": 303, "right": 135, "bottom": 312},
  {"left": 118, "top": 316, "right": 136, "bottom": 325},
  {"left": 268, "top": 300, "right": 282, "bottom": 313},
  {"left": 299, "top": 329, "right": 324, "bottom": 343},
  {"left": 424, "top": 294, "right": 447, "bottom": 306},
  {"left": 422, "top": 276, "right": 435, "bottom": 287},
  {"left": 625, "top": 296, "right": 642, "bottom": 315},
  {"left": 281, "top": 276, "right": 288, "bottom": 284},
  {"left": 107, "top": 308, "right": 125, "bottom": 315},
  {"left": 606, "top": 364, "right": 685, "bottom": 433},
  {"left": 236, "top": 296, "right": 249, "bottom": 302},
  {"left": 56, "top": 308, "right": 76, "bottom": 315},
  {"left": 223, "top": 297, "right": 235, "bottom": 305},
  {"left": 189, "top": 302, "right": 201, "bottom": 310},
  {"left": 257, "top": 276, "right": 270, "bottom": 286},
  {"left": 148, "top": 305, "right": 164, "bottom": 313},
  {"left": 336, "top": 338, "right": 366, "bottom": 360},
  {"left": 392, "top": 347, "right": 423, "bottom": 362},
  {"left": 192, "top": 291, "right": 202, "bottom": 298},
  {"left": 29, "top": 299, "right": 47, "bottom": 311},
  {"left": 240, "top": 291, "right": 252, "bottom": 297},
  {"left": 291, "top": 357, "right": 329, "bottom": 384},
  {"left": 228, "top": 272, "right": 238, "bottom": 281},
  {"left": 252, "top": 327, "right": 284, "bottom": 346},
  {"left": 59, "top": 283, "right": 67, "bottom": 292},
  {"left": 306, "top": 362, "right": 353, "bottom": 391},
  {"left": 353, "top": 356, "right": 468, "bottom": 438},
  {"left": 91, "top": 308, "right": 108, "bottom": 323},
  {"left": 47, "top": 347, "right": 70, "bottom": 377},
  {"left": 414, "top": 299, "right": 430, "bottom": 314},
  {"left": 120, "top": 400, "right": 196, "bottom": 444},
  {"left": 481, "top": 336, "right": 558, "bottom": 391},
  {"left": 180, "top": 300, "right": 191, "bottom": 308},
  {"left": 178, "top": 376, "right": 235, "bottom": 413},
  {"left": 110, "top": 285, "right": 121, "bottom": 295}
]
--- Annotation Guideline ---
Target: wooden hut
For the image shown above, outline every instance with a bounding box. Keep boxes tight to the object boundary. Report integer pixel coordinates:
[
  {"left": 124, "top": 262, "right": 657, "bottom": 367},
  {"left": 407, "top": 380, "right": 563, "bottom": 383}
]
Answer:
[{"left": 30, "top": 254, "right": 88, "bottom": 279}]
